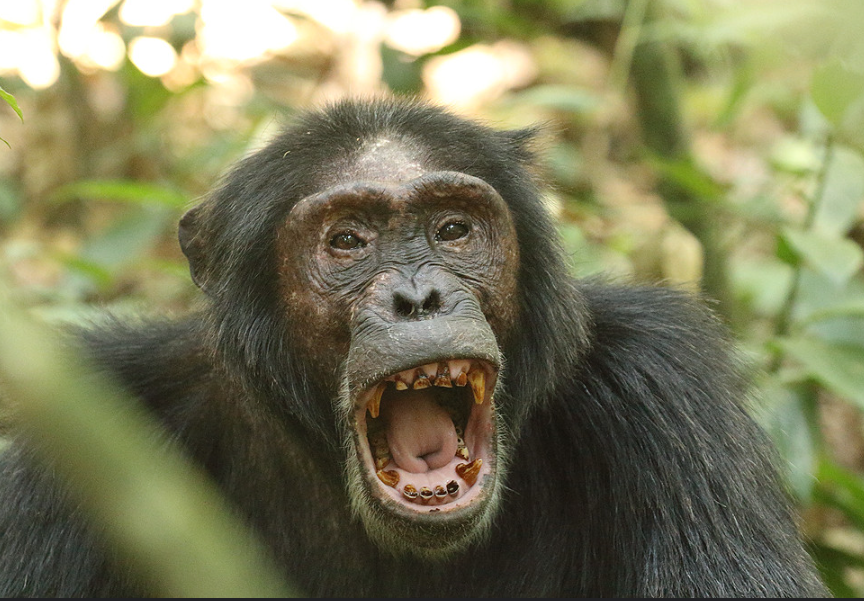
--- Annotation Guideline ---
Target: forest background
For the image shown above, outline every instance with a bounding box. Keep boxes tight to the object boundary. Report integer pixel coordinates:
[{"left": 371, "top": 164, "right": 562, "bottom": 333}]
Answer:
[{"left": 1, "top": 0, "right": 864, "bottom": 595}]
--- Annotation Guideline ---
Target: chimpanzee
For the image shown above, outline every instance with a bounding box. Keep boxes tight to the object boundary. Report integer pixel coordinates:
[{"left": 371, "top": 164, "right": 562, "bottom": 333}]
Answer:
[{"left": 0, "top": 98, "right": 827, "bottom": 596}]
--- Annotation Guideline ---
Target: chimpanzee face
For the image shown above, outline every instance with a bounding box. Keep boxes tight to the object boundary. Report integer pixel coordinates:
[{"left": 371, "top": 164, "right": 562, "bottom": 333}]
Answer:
[{"left": 276, "top": 139, "right": 520, "bottom": 555}]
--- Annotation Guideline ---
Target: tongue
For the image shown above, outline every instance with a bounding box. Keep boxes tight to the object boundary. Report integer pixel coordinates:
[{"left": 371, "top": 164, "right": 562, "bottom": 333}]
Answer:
[{"left": 383, "top": 390, "right": 458, "bottom": 474}]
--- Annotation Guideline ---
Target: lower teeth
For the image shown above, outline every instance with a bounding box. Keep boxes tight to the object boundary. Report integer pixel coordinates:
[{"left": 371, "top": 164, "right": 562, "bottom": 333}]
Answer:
[{"left": 366, "top": 376, "right": 478, "bottom": 504}]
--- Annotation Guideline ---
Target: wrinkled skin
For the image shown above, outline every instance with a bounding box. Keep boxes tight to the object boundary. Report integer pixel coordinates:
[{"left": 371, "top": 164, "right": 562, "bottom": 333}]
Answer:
[
  {"left": 277, "top": 170, "right": 520, "bottom": 375},
  {"left": 0, "top": 98, "right": 828, "bottom": 597},
  {"left": 275, "top": 152, "right": 520, "bottom": 552}
]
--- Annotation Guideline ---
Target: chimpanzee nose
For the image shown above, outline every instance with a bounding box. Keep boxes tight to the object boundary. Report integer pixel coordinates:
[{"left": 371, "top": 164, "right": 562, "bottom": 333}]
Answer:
[{"left": 393, "top": 284, "right": 442, "bottom": 319}]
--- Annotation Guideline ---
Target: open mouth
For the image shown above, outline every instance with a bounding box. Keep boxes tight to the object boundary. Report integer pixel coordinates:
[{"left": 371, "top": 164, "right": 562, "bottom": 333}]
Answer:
[{"left": 354, "top": 359, "right": 498, "bottom": 513}]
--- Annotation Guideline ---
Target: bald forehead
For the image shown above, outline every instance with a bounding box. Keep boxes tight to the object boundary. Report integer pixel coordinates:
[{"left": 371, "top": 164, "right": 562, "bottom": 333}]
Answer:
[{"left": 334, "top": 137, "right": 427, "bottom": 186}]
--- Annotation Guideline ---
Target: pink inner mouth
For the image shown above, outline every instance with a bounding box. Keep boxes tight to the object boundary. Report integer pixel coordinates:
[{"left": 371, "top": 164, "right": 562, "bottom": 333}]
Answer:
[{"left": 355, "top": 359, "right": 496, "bottom": 512}]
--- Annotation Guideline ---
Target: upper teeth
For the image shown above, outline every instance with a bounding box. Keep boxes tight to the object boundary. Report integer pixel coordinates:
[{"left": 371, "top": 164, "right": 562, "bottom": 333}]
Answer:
[
  {"left": 361, "top": 360, "right": 492, "bottom": 507},
  {"left": 362, "top": 360, "right": 487, "bottom": 417}
]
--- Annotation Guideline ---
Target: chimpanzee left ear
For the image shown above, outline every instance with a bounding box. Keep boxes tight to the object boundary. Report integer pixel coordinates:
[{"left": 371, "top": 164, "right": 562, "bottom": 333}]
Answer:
[{"left": 178, "top": 203, "right": 212, "bottom": 293}]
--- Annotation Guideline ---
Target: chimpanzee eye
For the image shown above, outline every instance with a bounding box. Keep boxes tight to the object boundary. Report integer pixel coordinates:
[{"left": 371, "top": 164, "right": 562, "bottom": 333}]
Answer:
[
  {"left": 436, "top": 220, "right": 470, "bottom": 242},
  {"left": 330, "top": 231, "right": 365, "bottom": 251}
]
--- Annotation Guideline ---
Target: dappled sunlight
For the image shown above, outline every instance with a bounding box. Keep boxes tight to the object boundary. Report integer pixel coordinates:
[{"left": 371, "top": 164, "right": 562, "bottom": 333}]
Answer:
[
  {"left": 197, "top": 0, "right": 298, "bottom": 64},
  {"left": 274, "top": 0, "right": 359, "bottom": 35},
  {"left": 0, "top": 0, "right": 370, "bottom": 89},
  {"left": 119, "top": 0, "right": 193, "bottom": 27},
  {"left": 384, "top": 6, "right": 460, "bottom": 57},
  {"left": 58, "top": 0, "right": 119, "bottom": 63},
  {"left": 13, "top": 27, "right": 59, "bottom": 89},
  {"left": 128, "top": 36, "right": 177, "bottom": 77},
  {"left": 0, "top": 0, "right": 530, "bottom": 108},
  {"left": 424, "top": 41, "right": 536, "bottom": 109}
]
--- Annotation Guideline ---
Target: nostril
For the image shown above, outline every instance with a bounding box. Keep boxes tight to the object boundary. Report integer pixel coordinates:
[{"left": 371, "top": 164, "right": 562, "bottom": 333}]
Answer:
[
  {"left": 422, "top": 290, "right": 441, "bottom": 315},
  {"left": 394, "top": 295, "right": 416, "bottom": 318},
  {"left": 393, "top": 288, "right": 441, "bottom": 319}
]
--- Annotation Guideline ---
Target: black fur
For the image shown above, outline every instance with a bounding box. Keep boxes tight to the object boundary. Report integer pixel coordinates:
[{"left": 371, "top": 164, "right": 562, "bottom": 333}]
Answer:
[{"left": 0, "top": 99, "right": 827, "bottom": 596}]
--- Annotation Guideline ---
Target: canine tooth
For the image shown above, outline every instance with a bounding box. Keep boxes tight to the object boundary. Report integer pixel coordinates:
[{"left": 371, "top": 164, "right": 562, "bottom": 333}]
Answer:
[
  {"left": 403, "top": 484, "right": 419, "bottom": 500},
  {"left": 377, "top": 470, "right": 400, "bottom": 487},
  {"left": 434, "top": 485, "right": 447, "bottom": 498},
  {"left": 456, "top": 459, "right": 482, "bottom": 486},
  {"left": 419, "top": 487, "right": 434, "bottom": 500},
  {"left": 446, "top": 480, "right": 459, "bottom": 495},
  {"left": 413, "top": 373, "right": 431, "bottom": 389},
  {"left": 467, "top": 369, "right": 485, "bottom": 404},
  {"left": 367, "top": 383, "right": 385, "bottom": 419}
]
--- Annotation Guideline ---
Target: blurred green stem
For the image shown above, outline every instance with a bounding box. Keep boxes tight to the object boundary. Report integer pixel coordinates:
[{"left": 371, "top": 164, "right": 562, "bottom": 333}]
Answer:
[
  {"left": 629, "top": 1, "right": 736, "bottom": 323},
  {"left": 608, "top": 0, "right": 650, "bottom": 93},
  {"left": 0, "top": 287, "right": 296, "bottom": 597},
  {"left": 770, "top": 134, "right": 836, "bottom": 371}
]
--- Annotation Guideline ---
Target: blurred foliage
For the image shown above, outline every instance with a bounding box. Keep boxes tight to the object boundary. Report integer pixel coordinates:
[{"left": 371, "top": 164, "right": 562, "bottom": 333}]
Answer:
[
  {"left": 0, "top": 288, "right": 295, "bottom": 596},
  {"left": 1, "top": 0, "right": 864, "bottom": 595}
]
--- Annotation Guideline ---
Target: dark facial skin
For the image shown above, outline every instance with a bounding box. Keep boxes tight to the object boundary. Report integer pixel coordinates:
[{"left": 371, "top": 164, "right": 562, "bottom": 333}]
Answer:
[
  {"left": 278, "top": 138, "right": 519, "bottom": 369},
  {"left": 275, "top": 144, "right": 520, "bottom": 554},
  {"left": 278, "top": 173, "right": 520, "bottom": 367}
]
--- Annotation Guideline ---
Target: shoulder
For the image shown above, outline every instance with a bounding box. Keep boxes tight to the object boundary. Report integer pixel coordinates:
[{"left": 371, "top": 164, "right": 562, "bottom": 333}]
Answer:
[
  {"left": 566, "top": 280, "right": 748, "bottom": 418},
  {"left": 576, "top": 281, "right": 736, "bottom": 369},
  {"left": 74, "top": 314, "right": 217, "bottom": 412}
]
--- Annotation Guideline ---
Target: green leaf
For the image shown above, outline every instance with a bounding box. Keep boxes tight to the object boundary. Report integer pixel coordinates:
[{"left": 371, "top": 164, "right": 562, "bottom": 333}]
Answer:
[
  {"left": 509, "top": 85, "right": 601, "bottom": 115},
  {"left": 52, "top": 180, "right": 188, "bottom": 209},
  {"left": 0, "top": 85, "right": 23, "bottom": 122},
  {"left": 769, "top": 137, "right": 820, "bottom": 175},
  {"left": 646, "top": 155, "right": 726, "bottom": 202},
  {"left": 780, "top": 337, "right": 864, "bottom": 408},
  {"left": 799, "top": 299, "right": 864, "bottom": 325},
  {"left": 81, "top": 209, "right": 170, "bottom": 269},
  {"left": 812, "top": 59, "right": 864, "bottom": 127},
  {"left": 809, "top": 543, "right": 862, "bottom": 599},
  {"left": 731, "top": 256, "right": 793, "bottom": 316},
  {"left": 814, "top": 146, "right": 864, "bottom": 236},
  {"left": 775, "top": 232, "right": 800, "bottom": 268},
  {"left": 58, "top": 256, "right": 115, "bottom": 287},
  {"left": 756, "top": 380, "right": 816, "bottom": 500},
  {"left": 548, "top": 143, "right": 584, "bottom": 188},
  {"left": 780, "top": 228, "right": 863, "bottom": 286},
  {"left": 819, "top": 461, "right": 864, "bottom": 511}
]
